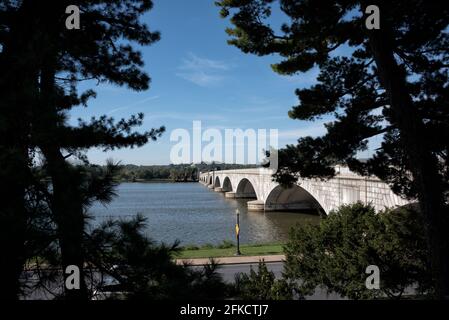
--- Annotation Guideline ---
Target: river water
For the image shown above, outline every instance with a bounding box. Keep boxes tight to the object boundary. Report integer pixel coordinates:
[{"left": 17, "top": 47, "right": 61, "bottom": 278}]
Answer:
[{"left": 89, "top": 182, "right": 320, "bottom": 246}]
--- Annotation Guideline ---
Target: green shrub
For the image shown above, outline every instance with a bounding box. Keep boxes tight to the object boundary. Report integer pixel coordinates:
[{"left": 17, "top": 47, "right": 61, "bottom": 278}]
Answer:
[
  {"left": 234, "top": 260, "right": 294, "bottom": 300},
  {"left": 283, "top": 202, "right": 432, "bottom": 299},
  {"left": 201, "top": 243, "right": 214, "bottom": 249},
  {"left": 182, "top": 244, "right": 200, "bottom": 251},
  {"left": 234, "top": 203, "right": 433, "bottom": 300},
  {"left": 217, "top": 240, "right": 235, "bottom": 249}
]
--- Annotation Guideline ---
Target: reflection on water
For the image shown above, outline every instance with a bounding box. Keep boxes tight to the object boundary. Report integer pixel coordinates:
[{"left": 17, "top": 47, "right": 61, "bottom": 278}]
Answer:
[{"left": 89, "top": 182, "right": 321, "bottom": 245}]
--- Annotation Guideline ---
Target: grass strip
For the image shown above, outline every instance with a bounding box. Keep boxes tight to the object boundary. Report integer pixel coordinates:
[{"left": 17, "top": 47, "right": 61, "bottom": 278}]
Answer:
[{"left": 178, "top": 243, "right": 283, "bottom": 259}]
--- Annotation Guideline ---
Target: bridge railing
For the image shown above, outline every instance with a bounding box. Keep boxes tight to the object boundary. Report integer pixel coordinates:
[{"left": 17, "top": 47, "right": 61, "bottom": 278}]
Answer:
[
  {"left": 200, "top": 166, "right": 383, "bottom": 182},
  {"left": 200, "top": 168, "right": 274, "bottom": 175}
]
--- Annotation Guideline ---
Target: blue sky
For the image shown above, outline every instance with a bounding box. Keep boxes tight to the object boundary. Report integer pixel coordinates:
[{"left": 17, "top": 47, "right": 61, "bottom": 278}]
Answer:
[{"left": 70, "top": 0, "right": 376, "bottom": 165}]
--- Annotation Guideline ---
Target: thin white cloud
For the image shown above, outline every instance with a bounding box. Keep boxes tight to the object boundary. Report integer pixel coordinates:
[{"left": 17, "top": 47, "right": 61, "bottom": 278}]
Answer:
[
  {"left": 179, "top": 52, "right": 230, "bottom": 71},
  {"left": 107, "top": 95, "right": 160, "bottom": 114},
  {"left": 278, "top": 123, "right": 327, "bottom": 140},
  {"left": 95, "top": 83, "right": 151, "bottom": 95},
  {"left": 177, "top": 71, "right": 224, "bottom": 87},
  {"left": 241, "top": 115, "right": 287, "bottom": 123},
  {"left": 247, "top": 95, "right": 272, "bottom": 105},
  {"left": 218, "top": 105, "right": 281, "bottom": 113},
  {"left": 176, "top": 52, "right": 232, "bottom": 87},
  {"left": 147, "top": 112, "right": 227, "bottom": 122}
]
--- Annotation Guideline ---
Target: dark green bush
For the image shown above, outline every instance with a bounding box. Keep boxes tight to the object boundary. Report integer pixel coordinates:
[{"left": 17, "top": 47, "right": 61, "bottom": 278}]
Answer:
[{"left": 283, "top": 203, "right": 432, "bottom": 299}]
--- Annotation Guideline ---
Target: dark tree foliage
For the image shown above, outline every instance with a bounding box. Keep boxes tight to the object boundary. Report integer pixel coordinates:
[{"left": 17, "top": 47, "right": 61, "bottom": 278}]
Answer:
[
  {"left": 1, "top": 0, "right": 165, "bottom": 299},
  {"left": 112, "top": 163, "right": 256, "bottom": 182},
  {"left": 21, "top": 205, "right": 229, "bottom": 299},
  {"left": 86, "top": 215, "right": 228, "bottom": 300},
  {"left": 234, "top": 261, "right": 294, "bottom": 300},
  {"left": 283, "top": 203, "right": 431, "bottom": 299},
  {"left": 0, "top": 0, "right": 46, "bottom": 299},
  {"left": 21, "top": 162, "right": 122, "bottom": 299},
  {"left": 232, "top": 204, "right": 431, "bottom": 300},
  {"left": 36, "top": 0, "right": 164, "bottom": 300},
  {"left": 217, "top": 0, "right": 449, "bottom": 297}
]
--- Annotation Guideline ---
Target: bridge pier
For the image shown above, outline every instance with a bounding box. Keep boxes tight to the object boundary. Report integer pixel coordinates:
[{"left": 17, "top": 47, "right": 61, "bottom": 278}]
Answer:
[
  {"left": 224, "top": 191, "right": 257, "bottom": 199},
  {"left": 247, "top": 200, "right": 264, "bottom": 211},
  {"left": 214, "top": 187, "right": 224, "bottom": 192},
  {"left": 264, "top": 202, "right": 315, "bottom": 211},
  {"left": 235, "top": 193, "right": 258, "bottom": 199},
  {"left": 207, "top": 184, "right": 214, "bottom": 189}
]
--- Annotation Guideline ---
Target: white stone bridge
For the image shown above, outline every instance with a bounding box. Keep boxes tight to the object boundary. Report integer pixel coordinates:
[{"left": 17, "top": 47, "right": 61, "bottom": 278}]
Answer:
[{"left": 199, "top": 167, "right": 409, "bottom": 215}]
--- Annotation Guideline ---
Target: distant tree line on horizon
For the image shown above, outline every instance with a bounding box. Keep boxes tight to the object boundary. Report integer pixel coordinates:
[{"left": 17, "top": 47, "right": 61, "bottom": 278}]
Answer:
[{"left": 110, "top": 163, "right": 257, "bottom": 182}]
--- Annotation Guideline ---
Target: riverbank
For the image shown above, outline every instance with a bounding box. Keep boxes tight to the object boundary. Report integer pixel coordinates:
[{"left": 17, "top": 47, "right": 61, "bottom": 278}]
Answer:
[{"left": 178, "top": 242, "right": 283, "bottom": 259}]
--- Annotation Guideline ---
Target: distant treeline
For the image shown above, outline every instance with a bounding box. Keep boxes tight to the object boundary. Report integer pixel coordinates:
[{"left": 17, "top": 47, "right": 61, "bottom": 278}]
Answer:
[{"left": 112, "top": 163, "right": 257, "bottom": 182}]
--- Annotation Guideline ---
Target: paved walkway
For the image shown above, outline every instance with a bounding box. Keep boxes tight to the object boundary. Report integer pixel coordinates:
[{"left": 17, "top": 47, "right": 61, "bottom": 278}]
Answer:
[{"left": 176, "top": 254, "right": 285, "bottom": 266}]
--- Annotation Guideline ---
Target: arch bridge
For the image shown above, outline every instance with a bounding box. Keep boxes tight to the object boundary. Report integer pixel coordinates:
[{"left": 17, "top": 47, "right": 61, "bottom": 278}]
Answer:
[{"left": 199, "top": 167, "right": 409, "bottom": 215}]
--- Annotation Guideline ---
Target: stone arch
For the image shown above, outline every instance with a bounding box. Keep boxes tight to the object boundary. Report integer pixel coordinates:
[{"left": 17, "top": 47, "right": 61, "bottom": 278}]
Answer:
[
  {"left": 222, "top": 176, "right": 233, "bottom": 192},
  {"left": 214, "top": 176, "right": 221, "bottom": 188},
  {"left": 264, "top": 184, "right": 324, "bottom": 213},
  {"left": 208, "top": 175, "right": 212, "bottom": 185},
  {"left": 235, "top": 178, "right": 257, "bottom": 199}
]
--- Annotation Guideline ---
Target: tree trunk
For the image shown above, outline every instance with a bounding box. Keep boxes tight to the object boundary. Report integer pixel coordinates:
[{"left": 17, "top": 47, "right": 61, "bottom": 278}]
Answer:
[
  {"left": 367, "top": 25, "right": 449, "bottom": 298},
  {"left": 39, "top": 61, "right": 89, "bottom": 300},
  {"left": 41, "top": 146, "right": 89, "bottom": 300}
]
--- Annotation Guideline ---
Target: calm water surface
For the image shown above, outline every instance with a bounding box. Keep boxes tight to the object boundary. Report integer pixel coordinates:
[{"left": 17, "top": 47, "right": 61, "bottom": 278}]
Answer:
[{"left": 90, "top": 182, "right": 320, "bottom": 245}]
